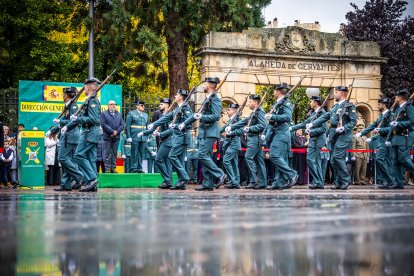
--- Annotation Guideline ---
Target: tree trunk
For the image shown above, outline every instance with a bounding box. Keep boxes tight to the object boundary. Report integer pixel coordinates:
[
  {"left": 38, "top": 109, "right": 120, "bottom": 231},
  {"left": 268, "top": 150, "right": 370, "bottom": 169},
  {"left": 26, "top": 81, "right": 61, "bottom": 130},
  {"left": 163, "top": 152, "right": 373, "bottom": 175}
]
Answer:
[{"left": 165, "top": 12, "right": 189, "bottom": 98}]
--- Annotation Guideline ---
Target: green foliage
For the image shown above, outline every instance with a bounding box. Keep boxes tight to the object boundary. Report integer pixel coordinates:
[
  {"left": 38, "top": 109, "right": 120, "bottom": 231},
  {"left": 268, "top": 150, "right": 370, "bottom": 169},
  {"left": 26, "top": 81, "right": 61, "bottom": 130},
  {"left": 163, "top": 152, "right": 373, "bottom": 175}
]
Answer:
[{"left": 0, "top": 88, "right": 18, "bottom": 128}]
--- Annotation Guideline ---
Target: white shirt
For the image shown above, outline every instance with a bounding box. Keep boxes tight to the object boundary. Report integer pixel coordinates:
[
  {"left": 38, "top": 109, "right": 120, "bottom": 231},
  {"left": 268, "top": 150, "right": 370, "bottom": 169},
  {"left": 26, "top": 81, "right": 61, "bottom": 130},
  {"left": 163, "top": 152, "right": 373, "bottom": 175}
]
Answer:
[
  {"left": 337, "top": 99, "right": 346, "bottom": 106},
  {"left": 399, "top": 102, "right": 407, "bottom": 108},
  {"left": 382, "top": 109, "right": 389, "bottom": 115}
]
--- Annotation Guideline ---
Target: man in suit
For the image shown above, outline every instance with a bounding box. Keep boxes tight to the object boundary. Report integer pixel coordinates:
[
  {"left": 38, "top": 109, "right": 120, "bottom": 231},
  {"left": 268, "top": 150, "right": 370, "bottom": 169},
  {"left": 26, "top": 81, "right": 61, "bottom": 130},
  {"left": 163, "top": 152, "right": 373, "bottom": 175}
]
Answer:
[
  {"left": 100, "top": 100, "right": 124, "bottom": 173},
  {"left": 125, "top": 100, "right": 149, "bottom": 173}
]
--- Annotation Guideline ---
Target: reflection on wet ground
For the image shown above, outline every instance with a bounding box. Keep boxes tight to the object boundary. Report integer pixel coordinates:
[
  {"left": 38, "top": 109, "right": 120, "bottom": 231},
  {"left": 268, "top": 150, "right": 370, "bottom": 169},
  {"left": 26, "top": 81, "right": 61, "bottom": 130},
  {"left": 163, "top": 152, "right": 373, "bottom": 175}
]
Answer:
[{"left": 1, "top": 187, "right": 414, "bottom": 275}]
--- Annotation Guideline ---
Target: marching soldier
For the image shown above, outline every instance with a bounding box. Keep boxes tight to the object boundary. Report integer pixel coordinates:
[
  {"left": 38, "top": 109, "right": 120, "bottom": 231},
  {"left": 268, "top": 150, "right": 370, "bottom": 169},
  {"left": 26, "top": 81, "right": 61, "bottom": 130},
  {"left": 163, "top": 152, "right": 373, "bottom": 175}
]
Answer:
[
  {"left": 290, "top": 95, "right": 327, "bottom": 189},
  {"left": 307, "top": 86, "right": 357, "bottom": 190},
  {"left": 220, "top": 103, "right": 242, "bottom": 189},
  {"left": 228, "top": 95, "right": 267, "bottom": 189},
  {"left": 126, "top": 100, "right": 149, "bottom": 173},
  {"left": 180, "top": 77, "right": 227, "bottom": 191},
  {"left": 120, "top": 130, "right": 132, "bottom": 173},
  {"left": 141, "top": 98, "right": 173, "bottom": 188},
  {"left": 47, "top": 87, "right": 83, "bottom": 191},
  {"left": 357, "top": 98, "right": 395, "bottom": 187},
  {"left": 144, "top": 90, "right": 192, "bottom": 189},
  {"left": 385, "top": 89, "right": 414, "bottom": 189},
  {"left": 263, "top": 83, "right": 298, "bottom": 190},
  {"left": 186, "top": 129, "right": 199, "bottom": 184},
  {"left": 67, "top": 78, "right": 102, "bottom": 192}
]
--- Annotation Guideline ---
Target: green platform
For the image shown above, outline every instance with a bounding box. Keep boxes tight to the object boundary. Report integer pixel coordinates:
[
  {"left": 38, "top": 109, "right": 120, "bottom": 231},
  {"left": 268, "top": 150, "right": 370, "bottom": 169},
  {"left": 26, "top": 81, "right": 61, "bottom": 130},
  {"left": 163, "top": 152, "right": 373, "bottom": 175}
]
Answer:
[{"left": 98, "top": 173, "right": 178, "bottom": 188}]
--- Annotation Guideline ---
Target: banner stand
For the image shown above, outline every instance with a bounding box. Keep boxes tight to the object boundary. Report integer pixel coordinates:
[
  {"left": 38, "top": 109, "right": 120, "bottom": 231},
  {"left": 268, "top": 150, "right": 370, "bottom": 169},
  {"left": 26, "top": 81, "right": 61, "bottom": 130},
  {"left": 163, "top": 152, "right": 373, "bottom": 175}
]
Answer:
[{"left": 18, "top": 131, "right": 45, "bottom": 189}]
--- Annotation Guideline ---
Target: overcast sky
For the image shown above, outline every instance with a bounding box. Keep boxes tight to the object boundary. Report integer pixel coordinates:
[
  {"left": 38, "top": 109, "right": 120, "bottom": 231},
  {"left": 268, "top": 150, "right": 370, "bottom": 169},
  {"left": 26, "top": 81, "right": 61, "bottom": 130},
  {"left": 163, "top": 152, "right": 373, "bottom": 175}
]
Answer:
[{"left": 263, "top": 0, "right": 414, "bottom": 33}]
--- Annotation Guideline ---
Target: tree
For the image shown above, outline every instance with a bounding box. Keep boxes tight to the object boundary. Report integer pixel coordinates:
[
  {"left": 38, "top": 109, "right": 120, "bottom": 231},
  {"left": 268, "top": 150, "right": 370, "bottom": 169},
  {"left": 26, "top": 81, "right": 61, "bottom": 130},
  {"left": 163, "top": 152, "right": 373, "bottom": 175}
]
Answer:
[{"left": 343, "top": 0, "right": 414, "bottom": 96}]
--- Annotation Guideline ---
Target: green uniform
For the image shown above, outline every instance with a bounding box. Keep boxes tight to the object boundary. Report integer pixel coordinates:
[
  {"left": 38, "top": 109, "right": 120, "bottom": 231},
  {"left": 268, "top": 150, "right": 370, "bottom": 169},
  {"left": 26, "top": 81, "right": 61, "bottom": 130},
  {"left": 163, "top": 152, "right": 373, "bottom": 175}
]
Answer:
[
  {"left": 152, "top": 104, "right": 192, "bottom": 184},
  {"left": 145, "top": 136, "right": 157, "bottom": 173},
  {"left": 386, "top": 103, "right": 414, "bottom": 187},
  {"left": 291, "top": 109, "right": 328, "bottom": 187},
  {"left": 360, "top": 110, "right": 395, "bottom": 185},
  {"left": 50, "top": 102, "right": 82, "bottom": 190},
  {"left": 184, "top": 93, "right": 225, "bottom": 189},
  {"left": 120, "top": 132, "right": 132, "bottom": 173},
  {"left": 220, "top": 116, "right": 241, "bottom": 188},
  {"left": 142, "top": 112, "right": 174, "bottom": 185},
  {"left": 231, "top": 108, "right": 267, "bottom": 188},
  {"left": 125, "top": 110, "right": 149, "bottom": 172},
  {"left": 186, "top": 136, "right": 199, "bottom": 183},
  {"left": 312, "top": 100, "right": 357, "bottom": 188},
  {"left": 264, "top": 98, "right": 297, "bottom": 188},
  {"left": 68, "top": 96, "right": 101, "bottom": 183}
]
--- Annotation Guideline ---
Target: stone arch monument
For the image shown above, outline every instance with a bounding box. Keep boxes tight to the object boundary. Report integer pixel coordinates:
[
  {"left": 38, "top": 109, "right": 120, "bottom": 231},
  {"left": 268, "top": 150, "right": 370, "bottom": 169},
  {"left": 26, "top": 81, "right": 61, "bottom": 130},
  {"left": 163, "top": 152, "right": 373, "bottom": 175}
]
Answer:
[{"left": 196, "top": 26, "right": 387, "bottom": 124}]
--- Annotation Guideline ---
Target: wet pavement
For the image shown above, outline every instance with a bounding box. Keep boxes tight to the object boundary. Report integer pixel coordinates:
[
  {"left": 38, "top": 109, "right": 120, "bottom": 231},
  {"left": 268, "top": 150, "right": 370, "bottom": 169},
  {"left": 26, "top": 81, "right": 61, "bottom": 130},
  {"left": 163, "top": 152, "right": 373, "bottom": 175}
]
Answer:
[{"left": 1, "top": 186, "right": 414, "bottom": 275}]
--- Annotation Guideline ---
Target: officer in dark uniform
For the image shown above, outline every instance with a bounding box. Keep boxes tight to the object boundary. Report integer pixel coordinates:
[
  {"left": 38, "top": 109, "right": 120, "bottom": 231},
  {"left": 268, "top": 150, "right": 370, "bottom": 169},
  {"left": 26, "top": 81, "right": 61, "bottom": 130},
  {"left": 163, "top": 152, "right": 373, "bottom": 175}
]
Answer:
[
  {"left": 67, "top": 78, "right": 102, "bottom": 192},
  {"left": 144, "top": 90, "right": 192, "bottom": 189},
  {"left": 126, "top": 100, "right": 149, "bottom": 173},
  {"left": 229, "top": 95, "right": 267, "bottom": 189},
  {"left": 307, "top": 86, "right": 357, "bottom": 190},
  {"left": 186, "top": 129, "right": 199, "bottom": 184},
  {"left": 357, "top": 98, "right": 395, "bottom": 188},
  {"left": 48, "top": 87, "right": 83, "bottom": 191},
  {"left": 290, "top": 95, "right": 328, "bottom": 189},
  {"left": 181, "top": 77, "right": 227, "bottom": 191},
  {"left": 141, "top": 98, "right": 173, "bottom": 186},
  {"left": 385, "top": 89, "right": 414, "bottom": 189},
  {"left": 263, "top": 84, "right": 298, "bottom": 190},
  {"left": 220, "top": 103, "right": 242, "bottom": 189}
]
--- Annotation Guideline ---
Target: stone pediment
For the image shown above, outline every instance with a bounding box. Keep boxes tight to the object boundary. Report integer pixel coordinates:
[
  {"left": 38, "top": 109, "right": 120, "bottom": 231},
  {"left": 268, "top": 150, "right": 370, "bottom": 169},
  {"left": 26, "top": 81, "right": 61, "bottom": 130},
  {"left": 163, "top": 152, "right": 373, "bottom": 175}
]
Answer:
[{"left": 201, "top": 27, "right": 382, "bottom": 59}]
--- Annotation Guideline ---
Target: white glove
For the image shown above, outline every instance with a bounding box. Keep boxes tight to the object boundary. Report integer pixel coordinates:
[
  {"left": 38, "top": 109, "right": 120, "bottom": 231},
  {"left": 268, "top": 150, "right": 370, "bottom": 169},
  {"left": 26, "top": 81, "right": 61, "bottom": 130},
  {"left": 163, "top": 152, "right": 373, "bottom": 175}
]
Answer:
[
  {"left": 288, "top": 127, "right": 292, "bottom": 132},
  {"left": 225, "top": 126, "right": 231, "bottom": 133},
  {"left": 169, "top": 123, "right": 175, "bottom": 129},
  {"left": 178, "top": 123, "right": 185, "bottom": 131},
  {"left": 374, "top": 128, "right": 380, "bottom": 134},
  {"left": 45, "top": 130, "right": 51, "bottom": 137},
  {"left": 355, "top": 133, "right": 362, "bottom": 138},
  {"left": 126, "top": 138, "right": 132, "bottom": 143},
  {"left": 243, "top": 127, "right": 249, "bottom": 133},
  {"left": 351, "top": 156, "right": 356, "bottom": 161},
  {"left": 147, "top": 123, "right": 154, "bottom": 130},
  {"left": 305, "top": 129, "right": 311, "bottom": 134},
  {"left": 137, "top": 132, "right": 144, "bottom": 138},
  {"left": 335, "top": 127, "right": 344, "bottom": 134},
  {"left": 265, "top": 114, "right": 272, "bottom": 120},
  {"left": 261, "top": 135, "right": 266, "bottom": 141},
  {"left": 152, "top": 131, "right": 160, "bottom": 137},
  {"left": 226, "top": 131, "right": 232, "bottom": 136},
  {"left": 306, "top": 123, "right": 313, "bottom": 129},
  {"left": 193, "top": 113, "right": 202, "bottom": 120},
  {"left": 184, "top": 157, "right": 188, "bottom": 162},
  {"left": 366, "top": 138, "right": 372, "bottom": 143},
  {"left": 53, "top": 118, "right": 60, "bottom": 124},
  {"left": 345, "top": 157, "right": 349, "bottom": 162},
  {"left": 61, "top": 126, "right": 68, "bottom": 135},
  {"left": 151, "top": 151, "right": 157, "bottom": 157},
  {"left": 385, "top": 141, "right": 392, "bottom": 147},
  {"left": 122, "top": 154, "right": 126, "bottom": 159},
  {"left": 70, "top": 115, "right": 77, "bottom": 121},
  {"left": 390, "top": 121, "right": 398, "bottom": 127}
]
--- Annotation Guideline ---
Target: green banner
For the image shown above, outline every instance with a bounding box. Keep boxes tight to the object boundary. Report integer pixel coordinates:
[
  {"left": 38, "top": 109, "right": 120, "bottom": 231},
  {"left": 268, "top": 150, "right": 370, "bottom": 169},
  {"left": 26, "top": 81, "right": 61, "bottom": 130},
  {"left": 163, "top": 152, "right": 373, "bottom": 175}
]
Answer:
[
  {"left": 18, "top": 130, "right": 45, "bottom": 188},
  {"left": 18, "top": 80, "right": 122, "bottom": 131}
]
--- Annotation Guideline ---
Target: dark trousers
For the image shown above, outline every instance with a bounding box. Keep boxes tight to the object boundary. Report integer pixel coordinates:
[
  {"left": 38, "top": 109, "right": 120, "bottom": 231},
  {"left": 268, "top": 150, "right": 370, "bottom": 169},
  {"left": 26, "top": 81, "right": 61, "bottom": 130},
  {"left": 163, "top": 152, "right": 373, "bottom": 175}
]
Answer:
[
  {"left": 0, "top": 165, "right": 10, "bottom": 183},
  {"left": 96, "top": 161, "right": 105, "bottom": 173},
  {"left": 47, "top": 165, "right": 61, "bottom": 185},
  {"left": 104, "top": 138, "right": 120, "bottom": 171}
]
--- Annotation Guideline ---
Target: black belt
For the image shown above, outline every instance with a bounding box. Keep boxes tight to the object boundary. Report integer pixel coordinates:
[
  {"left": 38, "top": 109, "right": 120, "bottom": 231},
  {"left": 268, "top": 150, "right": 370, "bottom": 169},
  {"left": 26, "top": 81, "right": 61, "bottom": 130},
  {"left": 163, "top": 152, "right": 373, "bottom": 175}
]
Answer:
[
  {"left": 269, "top": 121, "right": 287, "bottom": 126},
  {"left": 82, "top": 123, "right": 100, "bottom": 129}
]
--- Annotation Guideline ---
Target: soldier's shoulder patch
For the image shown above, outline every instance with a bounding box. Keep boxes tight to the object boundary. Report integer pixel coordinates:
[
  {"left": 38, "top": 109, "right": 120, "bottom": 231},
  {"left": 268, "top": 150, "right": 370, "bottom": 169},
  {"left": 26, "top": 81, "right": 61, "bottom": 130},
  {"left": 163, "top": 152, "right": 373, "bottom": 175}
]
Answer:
[
  {"left": 286, "top": 102, "right": 291, "bottom": 106},
  {"left": 91, "top": 104, "right": 96, "bottom": 108},
  {"left": 72, "top": 106, "right": 77, "bottom": 109},
  {"left": 352, "top": 109, "right": 356, "bottom": 112}
]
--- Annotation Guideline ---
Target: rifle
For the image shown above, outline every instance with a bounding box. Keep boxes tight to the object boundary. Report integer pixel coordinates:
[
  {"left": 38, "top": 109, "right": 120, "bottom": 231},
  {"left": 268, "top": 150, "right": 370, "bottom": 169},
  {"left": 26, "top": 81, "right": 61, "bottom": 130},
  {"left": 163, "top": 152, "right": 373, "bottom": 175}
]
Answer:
[
  {"left": 171, "top": 86, "right": 197, "bottom": 125},
  {"left": 57, "top": 87, "right": 85, "bottom": 119},
  {"left": 227, "top": 92, "right": 251, "bottom": 127},
  {"left": 337, "top": 78, "right": 355, "bottom": 128},
  {"left": 196, "top": 70, "right": 232, "bottom": 114},
  {"left": 246, "top": 90, "right": 269, "bottom": 128},
  {"left": 266, "top": 75, "right": 307, "bottom": 118},
  {"left": 307, "top": 75, "right": 338, "bottom": 122},
  {"left": 73, "top": 69, "right": 117, "bottom": 117}
]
